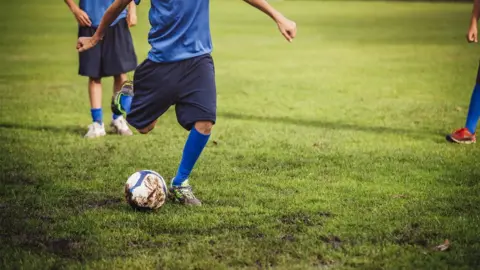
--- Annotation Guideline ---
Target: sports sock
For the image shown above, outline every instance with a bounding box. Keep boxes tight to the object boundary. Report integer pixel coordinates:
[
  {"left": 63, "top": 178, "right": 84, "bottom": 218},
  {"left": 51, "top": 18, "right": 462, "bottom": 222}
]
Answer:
[
  {"left": 91, "top": 108, "right": 103, "bottom": 124},
  {"left": 465, "top": 84, "right": 480, "bottom": 134},
  {"left": 112, "top": 113, "right": 122, "bottom": 120},
  {"left": 172, "top": 128, "right": 210, "bottom": 186}
]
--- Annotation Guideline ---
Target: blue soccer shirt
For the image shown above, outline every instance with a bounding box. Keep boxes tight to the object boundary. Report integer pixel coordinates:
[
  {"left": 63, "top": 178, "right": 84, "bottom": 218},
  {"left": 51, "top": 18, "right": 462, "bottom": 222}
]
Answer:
[
  {"left": 136, "top": 0, "right": 212, "bottom": 63},
  {"left": 79, "top": 0, "right": 127, "bottom": 28}
]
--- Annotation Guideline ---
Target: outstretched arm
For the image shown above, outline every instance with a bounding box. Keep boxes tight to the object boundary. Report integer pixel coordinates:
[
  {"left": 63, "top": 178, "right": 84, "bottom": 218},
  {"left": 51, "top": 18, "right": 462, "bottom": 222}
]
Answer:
[
  {"left": 77, "top": 0, "right": 132, "bottom": 52},
  {"left": 468, "top": 0, "right": 480, "bottom": 43},
  {"left": 243, "top": 0, "right": 296, "bottom": 42}
]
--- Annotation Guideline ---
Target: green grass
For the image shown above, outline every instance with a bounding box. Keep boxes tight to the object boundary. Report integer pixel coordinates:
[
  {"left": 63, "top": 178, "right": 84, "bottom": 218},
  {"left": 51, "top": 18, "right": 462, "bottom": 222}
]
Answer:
[{"left": 1, "top": 0, "right": 480, "bottom": 269}]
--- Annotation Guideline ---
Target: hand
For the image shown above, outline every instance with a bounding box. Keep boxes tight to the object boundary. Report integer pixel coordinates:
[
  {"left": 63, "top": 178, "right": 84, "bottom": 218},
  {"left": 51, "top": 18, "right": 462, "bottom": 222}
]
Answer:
[
  {"left": 77, "top": 36, "right": 99, "bottom": 52},
  {"left": 276, "top": 16, "right": 297, "bottom": 43},
  {"left": 73, "top": 8, "right": 92, "bottom": 27},
  {"left": 467, "top": 23, "right": 478, "bottom": 43},
  {"left": 127, "top": 11, "right": 137, "bottom": 27}
]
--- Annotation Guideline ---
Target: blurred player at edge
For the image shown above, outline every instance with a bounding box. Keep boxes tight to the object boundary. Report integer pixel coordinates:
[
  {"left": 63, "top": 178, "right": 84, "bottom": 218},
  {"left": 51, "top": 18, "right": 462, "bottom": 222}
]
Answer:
[
  {"left": 76, "top": 0, "right": 297, "bottom": 205},
  {"left": 448, "top": 0, "right": 480, "bottom": 144},
  {"left": 64, "top": 0, "right": 138, "bottom": 138}
]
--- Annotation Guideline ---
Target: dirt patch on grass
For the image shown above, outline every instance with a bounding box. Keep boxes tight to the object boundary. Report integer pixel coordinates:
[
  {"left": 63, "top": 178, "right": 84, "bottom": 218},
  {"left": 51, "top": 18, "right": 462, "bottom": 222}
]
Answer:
[
  {"left": 320, "top": 235, "right": 343, "bottom": 249},
  {"left": 128, "top": 239, "right": 170, "bottom": 249},
  {"left": 280, "top": 212, "right": 314, "bottom": 226},
  {"left": 393, "top": 223, "right": 435, "bottom": 247},
  {"left": 0, "top": 202, "right": 92, "bottom": 261},
  {"left": 48, "top": 238, "right": 83, "bottom": 257},
  {"left": 86, "top": 197, "right": 123, "bottom": 209},
  {"left": 313, "top": 254, "right": 337, "bottom": 267},
  {"left": 2, "top": 171, "right": 38, "bottom": 185},
  {"left": 279, "top": 211, "right": 331, "bottom": 226},
  {"left": 281, "top": 234, "right": 296, "bottom": 242},
  {"left": 317, "top": 211, "right": 333, "bottom": 218},
  {"left": 58, "top": 192, "right": 123, "bottom": 213},
  {"left": 245, "top": 231, "right": 265, "bottom": 239}
]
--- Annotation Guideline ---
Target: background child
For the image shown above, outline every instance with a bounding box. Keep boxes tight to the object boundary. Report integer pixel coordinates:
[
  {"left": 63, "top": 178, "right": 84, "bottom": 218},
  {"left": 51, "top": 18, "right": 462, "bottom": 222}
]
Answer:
[{"left": 64, "top": 0, "right": 138, "bottom": 138}]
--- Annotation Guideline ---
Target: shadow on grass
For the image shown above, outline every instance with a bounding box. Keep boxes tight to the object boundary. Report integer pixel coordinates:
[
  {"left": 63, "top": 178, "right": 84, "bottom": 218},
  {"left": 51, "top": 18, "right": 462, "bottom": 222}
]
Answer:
[
  {"left": 0, "top": 122, "right": 85, "bottom": 136},
  {"left": 0, "top": 114, "right": 444, "bottom": 140},
  {"left": 219, "top": 112, "right": 441, "bottom": 139}
]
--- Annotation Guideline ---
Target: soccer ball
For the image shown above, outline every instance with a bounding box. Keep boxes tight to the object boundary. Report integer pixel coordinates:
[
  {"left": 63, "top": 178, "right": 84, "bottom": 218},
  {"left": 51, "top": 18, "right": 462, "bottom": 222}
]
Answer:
[{"left": 124, "top": 170, "right": 168, "bottom": 210}]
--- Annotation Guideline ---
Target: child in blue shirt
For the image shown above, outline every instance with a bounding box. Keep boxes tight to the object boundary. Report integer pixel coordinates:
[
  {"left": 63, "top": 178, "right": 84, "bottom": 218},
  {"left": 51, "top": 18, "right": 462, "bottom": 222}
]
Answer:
[{"left": 64, "top": 0, "right": 138, "bottom": 138}]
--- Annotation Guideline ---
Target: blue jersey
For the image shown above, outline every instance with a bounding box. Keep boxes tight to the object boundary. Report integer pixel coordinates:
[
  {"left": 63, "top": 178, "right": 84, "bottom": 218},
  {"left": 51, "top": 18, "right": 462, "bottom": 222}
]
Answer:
[
  {"left": 137, "top": 0, "right": 212, "bottom": 63},
  {"left": 79, "top": 0, "right": 127, "bottom": 28}
]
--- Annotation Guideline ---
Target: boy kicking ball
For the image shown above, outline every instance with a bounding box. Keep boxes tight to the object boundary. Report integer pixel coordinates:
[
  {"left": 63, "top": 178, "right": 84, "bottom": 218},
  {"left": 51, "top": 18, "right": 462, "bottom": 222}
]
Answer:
[
  {"left": 77, "top": 0, "right": 296, "bottom": 205},
  {"left": 64, "top": 0, "right": 138, "bottom": 138}
]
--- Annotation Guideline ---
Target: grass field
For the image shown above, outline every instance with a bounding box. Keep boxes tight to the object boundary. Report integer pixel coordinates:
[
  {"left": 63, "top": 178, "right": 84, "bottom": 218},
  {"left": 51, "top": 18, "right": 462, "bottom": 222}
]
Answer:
[{"left": 1, "top": 0, "right": 480, "bottom": 269}]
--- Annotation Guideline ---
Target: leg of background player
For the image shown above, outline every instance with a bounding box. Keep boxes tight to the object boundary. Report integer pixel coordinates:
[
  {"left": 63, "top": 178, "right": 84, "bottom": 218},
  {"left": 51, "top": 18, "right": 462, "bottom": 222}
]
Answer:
[
  {"left": 85, "top": 77, "right": 106, "bottom": 138},
  {"left": 111, "top": 74, "right": 133, "bottom": 135},
  {"left": 447, "top": 84, "right": 479, "bottom": 144},
  {"left": 465, "top": 84, "right": 480, "bottom": 134}
]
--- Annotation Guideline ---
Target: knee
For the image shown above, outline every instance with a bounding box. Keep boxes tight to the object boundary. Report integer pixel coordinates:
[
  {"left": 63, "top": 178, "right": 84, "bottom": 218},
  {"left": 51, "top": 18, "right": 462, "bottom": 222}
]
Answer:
[
  {"left": 137, "top": 128, "right": 150, "bottom": 134},
  {"left": 138, "top": 126, "right": 154, "bottom": 134},
  {"left": 137, "top": 120, "right": 157, "bottom": 134},
  {"left": 194, "top": 121, "right": 213, "bottom": 135},
  {"left": 89, "top": 77, "right": 101, "bottom": 84},
  {"left": 114, "top": 74, "right": 127, "bottom": 82}
]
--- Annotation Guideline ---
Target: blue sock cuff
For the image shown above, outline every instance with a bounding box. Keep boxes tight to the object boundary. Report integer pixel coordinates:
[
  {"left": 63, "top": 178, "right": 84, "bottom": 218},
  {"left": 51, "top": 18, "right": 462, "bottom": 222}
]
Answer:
[{"left": 91, "top": 108, "right": 103, "bottom": 124}]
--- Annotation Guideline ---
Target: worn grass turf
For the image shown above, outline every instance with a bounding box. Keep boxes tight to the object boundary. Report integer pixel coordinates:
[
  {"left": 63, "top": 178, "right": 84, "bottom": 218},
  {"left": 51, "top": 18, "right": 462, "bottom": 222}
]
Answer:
[{"left": 1, "top": 0, "right": 480, "bottom": 269}]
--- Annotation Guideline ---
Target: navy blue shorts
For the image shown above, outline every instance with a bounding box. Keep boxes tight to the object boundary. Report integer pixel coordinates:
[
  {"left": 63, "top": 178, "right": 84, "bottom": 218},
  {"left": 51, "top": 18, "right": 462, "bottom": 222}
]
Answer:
[
  {"left": 127, "top": 54, "right": 217, "bottom": 131},
  {"left": 78, "top": 19, "right": 137, "bottom": 78}
]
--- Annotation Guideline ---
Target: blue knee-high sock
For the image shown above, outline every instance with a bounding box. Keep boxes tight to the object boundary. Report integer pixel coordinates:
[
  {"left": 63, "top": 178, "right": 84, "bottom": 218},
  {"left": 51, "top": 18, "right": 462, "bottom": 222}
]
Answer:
[
  {"left": 91, "top": 108, "right": 102, "bottom": 124},
  {"left": 465, "top": 84, "right": 480, "bottom": 133},
  {"left": 112, "top": 95, "right": 132, "bottom": 119},
  {"left": 120, "top": 95, "right": 133, "bottom": 114},
  {"left": 172, "top": 128, "right": 210, "bottom": 186}
]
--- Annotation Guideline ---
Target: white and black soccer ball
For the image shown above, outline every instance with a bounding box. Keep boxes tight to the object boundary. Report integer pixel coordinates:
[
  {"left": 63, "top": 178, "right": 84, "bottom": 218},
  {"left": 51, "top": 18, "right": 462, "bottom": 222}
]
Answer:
[{"left": 124, "top": 170, "right": 168, "bottom": 210}]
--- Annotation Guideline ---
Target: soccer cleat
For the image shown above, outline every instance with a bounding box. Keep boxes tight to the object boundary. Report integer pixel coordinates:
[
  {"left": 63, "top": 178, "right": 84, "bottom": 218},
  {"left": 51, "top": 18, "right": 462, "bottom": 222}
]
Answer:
[
  {"left": 447, "top": 128, "right": 476, "bottom": 144},
  {"left": 168, "top": 180, "right": 202, "bottom": 206},
  {"left": 84, "top": 122, "right": 106, "bottom": 138},
  {"left": 112, "top": 80, "right": 134, "bottom": 116},
  {"left": 110, "top": 115, "right": 133, "bottom": 136}
]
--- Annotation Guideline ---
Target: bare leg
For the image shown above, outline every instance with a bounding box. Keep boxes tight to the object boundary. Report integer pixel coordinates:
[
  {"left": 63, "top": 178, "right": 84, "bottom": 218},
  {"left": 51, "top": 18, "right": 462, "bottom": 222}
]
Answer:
[
  {"left": 113, "top": 73, "right": 128, "bottom": 96},
  {"left": 88, "top": 77, "right": 102, "bottom": 109},
  {"left": 84, "top": 77, "right": 106, "bottom": 138}
]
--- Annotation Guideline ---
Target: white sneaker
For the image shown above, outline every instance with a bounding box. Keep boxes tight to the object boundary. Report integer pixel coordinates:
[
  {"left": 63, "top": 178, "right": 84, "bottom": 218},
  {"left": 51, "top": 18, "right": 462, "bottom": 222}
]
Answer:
[
  {"left": 84, "top": 122, "right": 106, "bottom": 138},
  {"left": 111, "top": 115, "right": 133, "bottom": 136}
]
